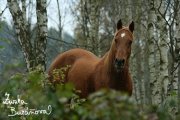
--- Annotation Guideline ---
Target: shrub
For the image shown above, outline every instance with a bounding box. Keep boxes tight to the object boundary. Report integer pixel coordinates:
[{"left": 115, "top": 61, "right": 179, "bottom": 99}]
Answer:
[{"left": 0, "top": 69, "right": 179, "bottom": 120}]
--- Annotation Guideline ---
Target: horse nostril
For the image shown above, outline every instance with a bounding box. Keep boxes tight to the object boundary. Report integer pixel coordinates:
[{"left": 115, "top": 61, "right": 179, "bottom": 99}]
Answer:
[
  {"left": 115, "top": 58, "right": 118, "bottom": 63},
  {"left": 121, "top": 59, "right": 125, "bottom": 65}
]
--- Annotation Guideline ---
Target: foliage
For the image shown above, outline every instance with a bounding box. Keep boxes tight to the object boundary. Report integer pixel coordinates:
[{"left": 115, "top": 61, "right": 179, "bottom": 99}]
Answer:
[
  {"left": 77, "top": 90, "right": 145, "bottom": 120},
  {"left": 51, "top": 65, "right": 71, "bottom": 84},
  {"left": 0, "top": 69, "right": 179, "bottom": 120},
  {"left": 0, "top": 68, "right": 76, "bottom": 120}
]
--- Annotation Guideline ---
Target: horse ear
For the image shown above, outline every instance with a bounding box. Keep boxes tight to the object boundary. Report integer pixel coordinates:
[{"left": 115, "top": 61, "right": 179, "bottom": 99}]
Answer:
[
  {"left": 117, "top": 19, "right": 122, "bottom": 30},
  {"left": 129, "top": 21, "right": 134, "bottom": 33}
]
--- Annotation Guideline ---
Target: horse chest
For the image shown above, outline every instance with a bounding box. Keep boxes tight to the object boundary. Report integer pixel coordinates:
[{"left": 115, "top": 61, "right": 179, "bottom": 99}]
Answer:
[
  {"left": 92, "top": 70, "right": 131, "bottom": 93},
  {"left": 112, "top": 73, "right": 132, "bottom": 91}
]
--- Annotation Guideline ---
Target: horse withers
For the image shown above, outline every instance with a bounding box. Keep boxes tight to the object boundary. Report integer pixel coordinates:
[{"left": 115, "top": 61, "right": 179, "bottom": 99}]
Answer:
[{"left": 48, "top": 19, "right": 134, "bottom": 98}]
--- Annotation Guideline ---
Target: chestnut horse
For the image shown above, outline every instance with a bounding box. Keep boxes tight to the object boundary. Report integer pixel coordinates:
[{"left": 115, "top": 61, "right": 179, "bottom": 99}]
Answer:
[{"left": 48, "top": 19, "right": 134, "bottom": 97}]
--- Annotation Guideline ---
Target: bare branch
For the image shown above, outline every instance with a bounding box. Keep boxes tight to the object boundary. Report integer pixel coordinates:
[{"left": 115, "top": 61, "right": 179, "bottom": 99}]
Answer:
[
  {"left": 47, "top": 36, "right": 93, "bottom": 49},
  {"left": 0, "top": 5, "right": 8, "bottom": 17}
]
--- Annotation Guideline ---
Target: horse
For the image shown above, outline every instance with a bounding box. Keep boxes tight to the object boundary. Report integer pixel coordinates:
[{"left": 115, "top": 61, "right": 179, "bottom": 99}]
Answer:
[{"left": 48, "top": 19, "right": 134, "bottom": 98}]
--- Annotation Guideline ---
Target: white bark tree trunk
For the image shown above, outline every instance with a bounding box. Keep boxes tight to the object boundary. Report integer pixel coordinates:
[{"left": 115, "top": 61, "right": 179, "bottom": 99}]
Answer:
[
  {"left": 158, "top": 20, "right": 168, "bottom": 104},
  {"left": 7, "top": 0, "right": 34, "bottom": 71},
  {"left": 154, "top": 0, "right": 169, "bottom": 104},
  {"left": 148, "top": 1, "right": 156, "bottom": 105},
  {"left": 36, "top": 0, "right": 48, "bottom": 71},
  {"left": 144, "top": 0, "right": 157, "bottom": 105}
]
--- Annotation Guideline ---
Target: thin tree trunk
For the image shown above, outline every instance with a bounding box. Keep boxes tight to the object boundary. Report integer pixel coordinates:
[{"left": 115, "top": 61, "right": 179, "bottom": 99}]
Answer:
[
  {"left": 178, "top": 64, "right": 180, "bottom": 113},
  {"left": 56, "top": 0, "right": 63, "bottom": 52},
  {"left": 144, "top": 41, "right": 152, "bottom": 105},
  {"left": 36, "top": 0, "right": 48, "bottom": 71},
  {"left": 79, "top": 0, "right": 90, "bottom": 49},
  {"left": 148, "top": 0, "right": 157, "bottom": 104},
  {"left": 131, "top": 0, "right": 144, "bottom": 105},
  {"left": 89, "top": 0, "right": 101, "bottom": 56},
  {"left": 158, "top": 23, "right": 168, "bottom": 104},
  {"left": 144, "top": 0, "right": 157, "bottom": 105},
  {"left": 167, "top": 1, "right": 177, "bottom": 96}
]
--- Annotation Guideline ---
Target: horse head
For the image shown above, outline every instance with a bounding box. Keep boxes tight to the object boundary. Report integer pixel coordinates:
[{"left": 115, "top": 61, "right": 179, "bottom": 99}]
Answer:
[{"left": 113, "top": 19, "right": 134, "bottom": 72}]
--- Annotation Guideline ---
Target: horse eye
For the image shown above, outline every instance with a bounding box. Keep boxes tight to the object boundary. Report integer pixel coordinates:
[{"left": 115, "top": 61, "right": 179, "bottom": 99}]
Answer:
[
  {"left": 129, "top": 41, "right": 132, "bottom": 46},
  {"left": 115, "top": 39, "right": 118, "bottom": 43}
]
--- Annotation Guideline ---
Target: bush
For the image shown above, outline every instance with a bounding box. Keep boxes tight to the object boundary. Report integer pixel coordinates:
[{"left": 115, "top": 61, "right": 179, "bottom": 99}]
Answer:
[
  {"left": 0, "top": 69, "right": 179, "bottom": 120},
  {"left": 0, "top": 69, "right": 79, "bottom": 120}
]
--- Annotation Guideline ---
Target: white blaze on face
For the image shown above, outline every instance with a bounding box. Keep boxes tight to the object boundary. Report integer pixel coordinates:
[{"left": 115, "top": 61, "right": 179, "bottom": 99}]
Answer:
[{"left": 121, "top": 33, "right": 126, "bottom": 38}]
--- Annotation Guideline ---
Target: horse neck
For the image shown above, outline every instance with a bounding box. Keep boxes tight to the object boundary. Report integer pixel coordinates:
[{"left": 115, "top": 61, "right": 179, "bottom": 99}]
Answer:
[{"left": 100, "top": 46, "right": 130, "bottom": 91}]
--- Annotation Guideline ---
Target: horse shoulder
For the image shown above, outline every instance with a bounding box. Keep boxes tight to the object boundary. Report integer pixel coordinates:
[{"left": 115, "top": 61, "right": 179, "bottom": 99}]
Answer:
[
  {"left": 66, "top": 56, "right": 98, "bottom": 97},
  {"left": 91, "top": 59, "right": 110, "bottom": 90}
]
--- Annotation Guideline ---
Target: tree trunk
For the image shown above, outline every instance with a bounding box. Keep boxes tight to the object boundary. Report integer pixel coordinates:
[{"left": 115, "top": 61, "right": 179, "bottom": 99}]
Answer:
[
  {"left": 178, "top": 64, "right": 180, "bottom": 113},
  {"left": 78, "top": 0, "right": 91, "bottom": 49},
  {"left": 131, "top": 0, "right": 144, "bottom": 105},
  {"left": 144, "top": 0, "right": 157, "bottom": 105},
  {"left": 7, "top": 0, "right": 48, "bottom": 71},
  {"left": 174, "top": 0, "right": 180, "bottom": 112},
  {"left": 154, "top": 0, "right": 169, "bottom": 104},
  {"left": 36, "top": 0, "right": 48, "bottom": 71},
  {"left": 7, "top": 0, "right": 34, "bottom": 71},
  {"left": 89, "top": 0, "right": 101, "bottom": 56},
  {"left": 56, "top": 0, "right": 63, "bottom": 52},
  {"left": 158, "top": 20, "right": 168, "bottom": 104}
]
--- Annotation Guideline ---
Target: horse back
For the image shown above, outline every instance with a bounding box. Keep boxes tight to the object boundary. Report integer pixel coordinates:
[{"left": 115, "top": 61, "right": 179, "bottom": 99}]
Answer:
[{"left": 48, "top": 48, "right": 99, "bottom": 85}]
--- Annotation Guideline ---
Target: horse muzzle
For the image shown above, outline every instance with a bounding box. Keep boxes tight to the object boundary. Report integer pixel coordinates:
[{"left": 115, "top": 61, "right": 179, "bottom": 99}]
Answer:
[{"left": 114, "top": 58, "right": 125, "bottom": 71}]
